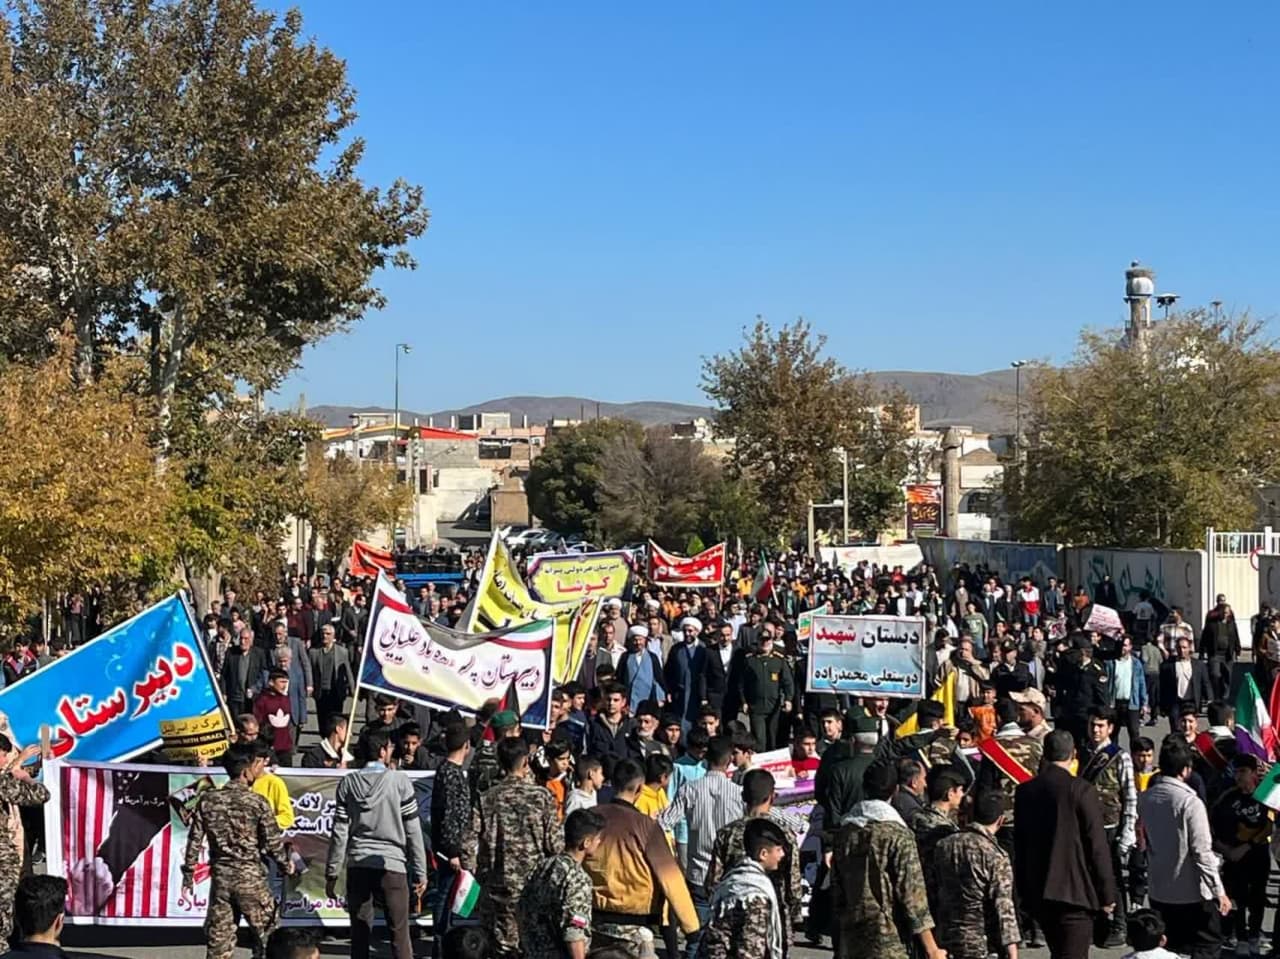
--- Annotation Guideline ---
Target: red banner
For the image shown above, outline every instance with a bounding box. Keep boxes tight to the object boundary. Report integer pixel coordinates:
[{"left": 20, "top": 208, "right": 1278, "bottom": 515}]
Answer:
[
  {"left": 647, "top": 541, "right": 726, "bottom": 588},
  {"left": 348, "top": 540, "right": 395, "bottom": 578}
]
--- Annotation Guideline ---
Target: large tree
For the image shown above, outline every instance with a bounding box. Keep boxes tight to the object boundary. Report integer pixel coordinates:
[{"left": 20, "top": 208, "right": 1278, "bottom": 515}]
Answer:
[
  {"left": 702, "top": 318, "right": 911, "bottom": 540},
  {"left": 299, "top": 445, "right": 411, "bottom": 570},
  {"left": 526, "top": 420, "right": 642, "bottom": 539},
  {"left": 597, "top": 427, "right": 720, "bottom": 548},
  {"left": 1006, "top": 311, "right": 1280, "bottom": 548},
  {"left": 0, "top": 343, "right": 173, "bottom": 623},
  {"left": 0, "top": 0, "right": 428, "bottom": 451}
]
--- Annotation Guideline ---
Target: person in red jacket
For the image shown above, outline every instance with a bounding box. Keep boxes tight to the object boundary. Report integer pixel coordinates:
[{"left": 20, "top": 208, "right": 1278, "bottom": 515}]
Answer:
[{"left": 253, "top": 669, "right": 295, "bottom": 766}]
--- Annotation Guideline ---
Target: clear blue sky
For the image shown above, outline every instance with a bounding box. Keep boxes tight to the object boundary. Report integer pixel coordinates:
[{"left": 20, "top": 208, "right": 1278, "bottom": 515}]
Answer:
[{"left": 276, "top": 2, "right": 1280, "bottom": 413}]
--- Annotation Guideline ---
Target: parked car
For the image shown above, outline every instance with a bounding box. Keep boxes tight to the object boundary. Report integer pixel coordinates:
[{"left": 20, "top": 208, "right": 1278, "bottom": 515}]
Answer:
[{"left": 504, "top": 527, "right": 546, "bottom": 548}]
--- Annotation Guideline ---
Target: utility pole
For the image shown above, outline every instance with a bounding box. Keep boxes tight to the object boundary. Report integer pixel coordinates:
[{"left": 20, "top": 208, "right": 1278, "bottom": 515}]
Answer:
[
  {"left": 1010, "top": 360, "right": 1027, "bottom": 464},
  {"left": 838, "top": 447, "right": 849, "bottom": 545}
]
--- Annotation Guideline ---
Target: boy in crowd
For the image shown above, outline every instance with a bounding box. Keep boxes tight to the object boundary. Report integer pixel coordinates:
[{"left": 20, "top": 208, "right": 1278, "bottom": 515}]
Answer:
[
  {"left": 699, "top": 818, "right": 788, "bottom": 959},
  {"left": 517, "top": 809, "right": 605, "bottom": 959},
  {"left": 564, "top": 755, "right": 603, "bottom": 815},
  {"left": 252, "top": 668, "right": 295, "bottom": 766},
  {"left": 1123, "top": 908, "right": 1181, "bottom": 959}
]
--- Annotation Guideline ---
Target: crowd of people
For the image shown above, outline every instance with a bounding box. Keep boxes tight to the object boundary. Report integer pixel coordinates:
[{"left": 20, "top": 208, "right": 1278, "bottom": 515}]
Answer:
[{"left": 1, "top": 549, "right": 1276, "bottom": 959}]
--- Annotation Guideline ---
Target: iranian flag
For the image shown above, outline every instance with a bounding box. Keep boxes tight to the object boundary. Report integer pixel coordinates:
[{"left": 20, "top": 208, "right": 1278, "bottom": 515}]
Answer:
[
  {"left": 1254, "top": 761, "right": 1280, "bottom": 811},
  {"left": 449, "top": 869, "right": 481, "bottom": 918},
  {"left": 751, "top": 551, "right": 774, "bottom": 603},
  {"left": 1235, "top": 673, "right": 1274, "bottom": 761}
]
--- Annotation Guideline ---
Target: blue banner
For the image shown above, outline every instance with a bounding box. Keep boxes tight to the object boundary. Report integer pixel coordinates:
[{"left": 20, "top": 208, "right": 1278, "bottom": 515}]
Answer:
[{"left": 0, "top": 594, "right": 228, "bottom": 762}]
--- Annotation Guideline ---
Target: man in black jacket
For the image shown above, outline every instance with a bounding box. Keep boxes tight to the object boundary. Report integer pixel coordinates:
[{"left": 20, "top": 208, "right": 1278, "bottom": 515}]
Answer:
[
  {"left": 1052, "top": 634, "right": 1107, "bottom": 746},
  {"left": 1160, "top": 636, "right": 1214, "bottom": 734},
  {"left": 221, "top": 626, "right": 268, "bottom": 719},
  {"left": 585, "top": 683, "right": 633, "bottom": 773},
  {"left": 1199, "top": 595, "right": 1240, "bottom": 702},
  {"left": 1014, "top": 729, "right": 1118, "bottom": 959}
]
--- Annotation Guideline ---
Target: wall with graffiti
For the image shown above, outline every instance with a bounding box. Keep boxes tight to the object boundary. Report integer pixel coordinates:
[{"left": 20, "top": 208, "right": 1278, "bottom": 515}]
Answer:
[
  {"left": 1061, "top": 547, "right": 1208, "bottom": 632},
  {"left": 917, "top": 537, "right": 1061, "bottom": 584}
]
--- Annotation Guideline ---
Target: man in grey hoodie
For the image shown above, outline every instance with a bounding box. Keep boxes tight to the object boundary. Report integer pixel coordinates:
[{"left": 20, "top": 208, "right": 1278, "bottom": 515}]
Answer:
[{"left": 325, "top": 728, "right": 427, "bottom": 959}]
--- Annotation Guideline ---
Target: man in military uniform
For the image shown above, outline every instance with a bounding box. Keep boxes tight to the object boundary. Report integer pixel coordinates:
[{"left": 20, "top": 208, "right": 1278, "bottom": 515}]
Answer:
[
  {"left": 0, "top": 745, "right": 50, "bottom": 953},
  {"left": 462, "top": 735, "right": 563, "bottom": 959},
  {"left": 932, "top": 789, "right": 1020, "bottom": 959},
  {"left": 831, "top": 761, "right": 946, "bottom": 959},
  {"left": 978, "top": 697, "right": 1043, "bottom": 945},
  {"left": 1010, "top": 687, "right": 1052, "bottom": 741},
  {"left": 468, "top": 709, "right": 520, "bottom": 804},
  {"left": 892, "top": 699, "right": 973, "bottom": 785},
  {"left": 182, "top": 744, "right": 293, "bottom": 959},
  {"left": 911, "top": 765, "right": 965, "bottom": 918},
  {"left": 518, "top": 808, "right": 605, "bottom": 959},
  {"left": 1080, "top": 706, "right": 1136, "bottom": 946},
  {"left": 705, "top": 770, "right": 803, "bottom": 954},
  {"left": 740, "top": 621, "right": 794, "bottom": 750}
]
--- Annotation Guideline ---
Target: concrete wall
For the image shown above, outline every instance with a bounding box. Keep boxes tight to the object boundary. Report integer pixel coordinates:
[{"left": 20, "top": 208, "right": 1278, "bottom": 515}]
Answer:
[
  {"left": 491, "top": 488, "right": 530, "bottom": 528},
  {"left": 1060, "top": 547, "right": 1208, "bottom": 632},
  {"left": 917, "top": 537, "right": 1061, "bottom": 583}
]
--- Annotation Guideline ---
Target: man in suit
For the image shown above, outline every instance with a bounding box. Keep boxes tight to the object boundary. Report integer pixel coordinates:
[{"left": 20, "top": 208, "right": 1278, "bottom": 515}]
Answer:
[
  {"left": 703, "top": 619, "right": 735, "bottom": 716},
  {"left": 1014, "top": 729, "right": 1118, "bottom": 959},
  {"left": 1159, "top": 636, "right": 1213, "bottom": 734},
  {"left": 308, "top": 623, "right": 354, "bottom": 729},
  {"left": 221, "top": 626, "right": 268, "bottom": 718},
  {"left": 664, "top": 618, "right": 707, "bottom": 731}
]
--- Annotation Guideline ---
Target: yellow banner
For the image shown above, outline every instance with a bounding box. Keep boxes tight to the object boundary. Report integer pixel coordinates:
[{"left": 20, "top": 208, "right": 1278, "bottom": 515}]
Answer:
[
  {"left": 468, "top": 536, "right": 600, "bottom": 685},
  {"left": 159, "top": 710, "right": 231, "bottom": 760},
  {"left": 526, "top": 551, "right": 634, "bottom": 604}
]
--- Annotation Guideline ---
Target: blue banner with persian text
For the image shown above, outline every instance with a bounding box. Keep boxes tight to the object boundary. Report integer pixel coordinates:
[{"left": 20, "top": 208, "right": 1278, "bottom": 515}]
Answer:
[
  {"left": 805, "top": 614, "right": 926, "bottom": 699},
  {"left": 0, "top": 594, "right": 228, "bottom": 762}
]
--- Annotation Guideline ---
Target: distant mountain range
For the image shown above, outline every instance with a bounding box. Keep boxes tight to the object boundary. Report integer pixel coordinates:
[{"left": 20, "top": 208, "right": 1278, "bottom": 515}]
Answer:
[{"left": 308, "top": 369, "right": 1020, "bottom": 434}]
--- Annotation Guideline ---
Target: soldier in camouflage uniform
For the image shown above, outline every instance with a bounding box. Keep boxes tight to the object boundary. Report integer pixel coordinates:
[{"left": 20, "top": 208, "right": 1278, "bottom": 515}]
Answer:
[
  {"left": 462, "top": 736, "right": 563, "bottom": 959},
  {"left": 0, "top": 746, "right": 50, "bottom": 953},
  {"left": 910, "top": 765, "right": 964, "bottom": 918},
  {"left": 468, "top": 709, "right": 520, "bottom": 804},
  {"left": 181, "top": 745, "right": 292, "bottom": 959},
  {"left": 832, "top": 762, "right": 945, "bottom": 959},
  {"left": 699, "top": 819, "right": 788, "bottom": 959},
  {"left": 890, "top": 700, "right": 974, "bottom": 786},
  {"left": 932, "top": 790, "right": 1020, "bottom": 959},
  {"left": 979, "top": 698, "right": 1043, "bottom": 944},
  {"left": 1080, "top": 706, "right": 1136, "bottom": 945},
  {"left": 518, "top": 809, "right": 605, "bottom": 959},
  {"left": 705, "top": 770, "right": 802, "bottom": 954}
]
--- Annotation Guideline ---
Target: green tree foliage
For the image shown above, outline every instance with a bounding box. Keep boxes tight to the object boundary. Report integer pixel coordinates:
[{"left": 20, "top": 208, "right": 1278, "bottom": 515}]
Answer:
[
  {"left": 0, "top": 0, "right": 428, "bottom": 451},
  {"left": 597, "top": 428, "right": 719, "bottom": 548},
  {"left": 526, "top": 421, "right": 642, "bottom": 538},
  {"left": 841, "top": 393, "right": 915, "bottom": 540},
  {"left": 1006, "top": 311, "right": 1280, "bottom": 548},
  {"left": 702, "top": 318, "right": 911, "bottom": 540},
  {"left": 700, "top": 473, "right": 771, "bottom": 550}
]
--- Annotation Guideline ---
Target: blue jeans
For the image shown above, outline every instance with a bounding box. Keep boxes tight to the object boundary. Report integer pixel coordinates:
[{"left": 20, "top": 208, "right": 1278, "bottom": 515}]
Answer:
[{"left": 685, "top": 887, "right": 711, "bottom": 959}]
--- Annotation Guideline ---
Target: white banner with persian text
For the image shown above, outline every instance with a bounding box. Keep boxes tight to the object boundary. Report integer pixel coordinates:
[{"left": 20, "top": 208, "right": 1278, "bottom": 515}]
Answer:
[{"left": 805, "top": 614, "right": 925, "bottom": 699}]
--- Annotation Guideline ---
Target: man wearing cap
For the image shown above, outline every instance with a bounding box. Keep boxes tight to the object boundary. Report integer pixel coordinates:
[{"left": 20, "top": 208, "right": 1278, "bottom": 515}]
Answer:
[
  {"left": 1054, "top": 632, "right": 1107, "bottom": 745},
  {"left": 741, "top": 621, "right": 794, "bottom": 751},
  {"left": 992, "top": 640, "right": 1032, "bottom": 700},
  {"left": 665, "top": 617, "right": 708, "bottom": 733},
  {"left": 893, "top": 700, "right": 972, "bottom": 784},
  {"left": 616, "top": 625, "right": 666, "bottom": 713},
  {"left": 470, "top": 709, "right": 523, "bottom": 803},
  {"left": 1011, "top": 687, "right": 1053, "bottom": 741}
]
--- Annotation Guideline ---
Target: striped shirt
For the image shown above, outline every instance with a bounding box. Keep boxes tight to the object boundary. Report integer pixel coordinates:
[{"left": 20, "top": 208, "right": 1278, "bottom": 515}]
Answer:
[{"left": 658, "top": 770, "right": 744, "bottom": 888}]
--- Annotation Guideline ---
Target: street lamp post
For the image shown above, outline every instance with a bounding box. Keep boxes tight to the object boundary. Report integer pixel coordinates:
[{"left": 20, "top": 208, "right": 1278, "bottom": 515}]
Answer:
[
  {"left": 1010, "top": 360, "right": 1027, "bottom": 462},
  {"left": 393, "top": 342, "right": 412, "bottom": 546},
  {"left": 838, "top": 447, "right": 849, "bottom": 545}
]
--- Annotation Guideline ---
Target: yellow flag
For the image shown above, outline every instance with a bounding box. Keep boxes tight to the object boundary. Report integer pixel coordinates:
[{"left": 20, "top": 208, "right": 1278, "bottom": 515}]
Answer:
[
  {"left": 895, "top": 670, "right": 957, "bottom": 738},
  {"left": 467, "top": 534, "right": 600, "bottom": 685}
]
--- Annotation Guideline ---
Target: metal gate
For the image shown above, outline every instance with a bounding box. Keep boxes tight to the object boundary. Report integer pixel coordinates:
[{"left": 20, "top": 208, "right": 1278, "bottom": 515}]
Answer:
[{"left": 1206, "top": 527, "right": 1280, "bottom": 647}]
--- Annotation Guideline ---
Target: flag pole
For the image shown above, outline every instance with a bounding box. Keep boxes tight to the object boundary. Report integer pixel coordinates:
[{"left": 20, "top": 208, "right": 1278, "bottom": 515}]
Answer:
[{"left": 340, "top": 572, "right": 391, "bottom": 760}]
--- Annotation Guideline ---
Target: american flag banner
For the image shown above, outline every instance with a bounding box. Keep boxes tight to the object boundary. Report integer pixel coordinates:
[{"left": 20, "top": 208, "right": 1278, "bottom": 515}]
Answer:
[{"left": 45, "top": 760, "right": 435, "bottom": 927}]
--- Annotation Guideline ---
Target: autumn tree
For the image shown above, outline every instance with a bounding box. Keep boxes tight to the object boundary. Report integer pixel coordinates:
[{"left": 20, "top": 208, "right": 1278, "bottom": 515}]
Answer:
[
  {"left": 299, "top": 444, "right": 412, "bottom": 569},
  {"left": 0, "top": 0, "right": 428, "bottom": 452},
  {"left": 0, "top": 343, "right": 173, "bottom": 623},
  {"left": 702, "top": 318, "right": 912, "bottom": 540},
  {"left": 1006, "top": 311, "right": 1280, "bottom": 548},
  {"left": 597, "top": 428, "right": 720, "bottom": 548},
  {"left": 526, "top": 420, "right": 642, "bottom": 538}
]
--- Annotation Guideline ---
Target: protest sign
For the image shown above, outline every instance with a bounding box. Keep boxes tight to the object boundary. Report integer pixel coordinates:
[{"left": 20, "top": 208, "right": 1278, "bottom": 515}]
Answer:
[
  {"left": 796, "top": 603, "right": 830, "bottom": 648},
  {"left": 526, "top": 550, "right": 635, "bottom": 604},
  {"left": 806, "top": 614, "right": 926, "bottom": 699},
  {"left": 0, "top": 594, "right": 228, "bottom": 762},
  {"left": 158, "top": 712, "right": 230, "bottom": 762},
  {"left": 46, "top": 760, "right": 432, "bottom": 927},
  {"left": 358, "top": 573, "right": 558, "bottom": 728},
  {"left": 1085, "top": 603, "right": 1124, "bottom": 637},
  {"left": 905, "top": 484, "right": 943, "bottom": 537},
  {"left": 647, "top": 540, "right": 726, "bottom": 588},
  {"left": 468, "top": 534, "right": 600, "bottom": 684}
]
